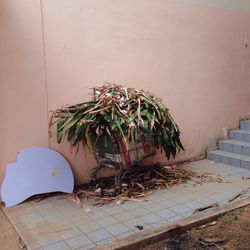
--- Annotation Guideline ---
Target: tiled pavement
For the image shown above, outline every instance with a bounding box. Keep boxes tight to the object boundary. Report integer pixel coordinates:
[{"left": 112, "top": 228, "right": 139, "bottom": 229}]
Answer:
[{"left": 3, "top": 159, "right": 250, "bottom": 250}]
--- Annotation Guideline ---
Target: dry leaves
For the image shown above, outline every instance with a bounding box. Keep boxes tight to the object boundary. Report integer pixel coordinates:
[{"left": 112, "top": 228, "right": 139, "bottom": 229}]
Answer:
[
  {"left": 192, "top": 172, "right": 232, "bottom": 186},
  {"left": 70, "top": 165, "right": 193, "bottom": 205}
]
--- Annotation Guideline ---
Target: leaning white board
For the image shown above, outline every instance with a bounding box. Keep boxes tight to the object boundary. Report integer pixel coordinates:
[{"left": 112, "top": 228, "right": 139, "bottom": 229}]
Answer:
[{"left": 1, "top": 147, "right": 74, "bottom": 207}]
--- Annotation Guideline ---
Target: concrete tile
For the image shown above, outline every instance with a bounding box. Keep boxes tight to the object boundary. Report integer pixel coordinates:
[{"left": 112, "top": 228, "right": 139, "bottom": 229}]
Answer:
[
  {"left": 243, "top": 146, "right": 250, "bottom": 156},
  {"left": 221, "top": 156, "right": 230, "bottom": 165},
  {"left": 103, "top": 206, "right": 125, "bottom": 215},
  {"left": 78, "top": 223, "right": 101, "bottom": 234},
  {"left": 33, "top": 202, "right": 54, "bottom": 211},
  {"left": 120, "top": 202, "right": 139, "bottom": 210},
  {"left": 60, "top": 208, "right": 82, "bottom": 218},
  {"left": 158, "top": 199, "right": 178, "bottom": 208},
  {"left": 206, "top": 194, "right": 223, "bottom": 202},
  {"left": 65, "top": 234, "right": 92, "bottom": 249},
  {"left": 23, "top": 218, "right": 47, "bottom": 229},
  {"left": 97, "top": 216, "right": 119, "bottom": 227},
  {"left": 169, "top": 205, "right": 191, "bottom": 215},
  {"left": 172, "top": 196, "right": 191, "bottom": 203},
  {"left": 70, "top": 215, "right": 92, "bottom": 226},
  {"left": 20, "top": 212, "right": 43, "bottom": 223},
  {"left": 167, "top": 215, "right": 184, "bottom": 223},
  {"left": 230, "top": 158, "right": 241, "bottom": 167},
  {"left": 58, "top": 226, "right": 82, "bottom": 240},
  {"left": 115, "top": 231, "right": 135, "bottom": 239},
  {"left": 207, "top": 152, "right": 214, "bottom": 160},
  {"left": 166, "top": 187, "right": 185, "bottom": 194},
  {"left": 181, "top": 201, "right": 200, "bottom": 210},
  {"left": 149, "top": 194, "right": 166, "bottom": 202},
  {"left": 140, "top": 213, "right": 161, "bottom": 224},
  {"left": 129, "top": 207, "right": 150, "bottom": 217},
  {"left": 44, "top": 214, "right": 65, "bottom": 223},
  {"left": 86, "top": 228, "right": 112, "bottom": 242},
  {"left": 155, "top": 209, "right": 177, "bottom": 219},
  {"left": 194, "top": 197, "right": 215, "bottom": 205},
  {"left": 37, "top": 232, "right": 62, "bottom": 247},
  {"left": 151, "top": 219, "right": 169, "bottom": 227},
  {"left": 218, "top": 141, "right": 224, "bottom": 150},
  {"left": 123, "top": 218, "right": 146, "bottom": 230},
  {"left": 105, "top": 223, "right": 131, "bottom": 236},
  {"left": 241, "top": 160, "right": 250, "bottom": 169},
  {"left": 37, "top": 207, "right": 59, "bottom": 217},
  {"left": 18, "top": 206, "right": 38, "bottom": 215},
  {"left": 95, "top": 237, "right": 115, "bottom": 246},
  {"left": 240, "top": 120, "right": 246, "bottom": 129},
  {"left": 88, "top": 210, "right": 107, "bottom": 220},
  {"left": 114, "top": 211, "right": 135, "bottom": 222},
  {"left": 144, "top": 203, "right": 164, "bottom": 212},
  {"left": 43, "top": 241, "right": 71, "bottom": 250},
  {"left": 75, "top": 243, "right": 96, "bottom": 250},
  {"left": 245, "top": 121, "right": 250, "bottom": 130},
  {"left": 235, "top": 132, "right": 244, "bottom": 141},
  {"left": 244, "top": 133, "right": 250, "bottom": 142},
  {"left": 232, "top": 144, "right": 242, "bottom": 154},
  {"left": 224, "top": 143, "right": 233, "bottom": 152},
  {"left": 184, "top": 193, "right": 204, "bottom": 200},
  {"left": 58, "top": 205, "right": 78, "bottom": 214},
  {"left": 230, "top": 167, "right": 250, "bottom": 174},
  {"left": 48, "top": 198, "right": 70, "bottom": 207},
  {"left": 211, "top": 154, "right": 220, "bottom": 162}
]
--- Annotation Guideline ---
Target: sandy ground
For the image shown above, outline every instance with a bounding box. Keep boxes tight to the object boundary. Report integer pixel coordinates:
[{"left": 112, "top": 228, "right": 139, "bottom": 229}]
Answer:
[
  {"left": 141, "top": 205, "right": 250, "bottom": 250},
  {"left": 0, "top": 208, "right": 19, "bottom": 250}
]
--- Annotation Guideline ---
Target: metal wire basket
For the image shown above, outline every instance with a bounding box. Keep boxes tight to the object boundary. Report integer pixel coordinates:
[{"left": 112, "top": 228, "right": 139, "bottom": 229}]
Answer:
[{"left": 94, "top": 135, "right": 156, "bottom": 170}]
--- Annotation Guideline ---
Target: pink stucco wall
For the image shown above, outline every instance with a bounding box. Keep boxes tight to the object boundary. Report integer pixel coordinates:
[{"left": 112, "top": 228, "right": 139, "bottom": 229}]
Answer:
[{"left": 1, "top": 0, "right": 250, "bottom": 186}]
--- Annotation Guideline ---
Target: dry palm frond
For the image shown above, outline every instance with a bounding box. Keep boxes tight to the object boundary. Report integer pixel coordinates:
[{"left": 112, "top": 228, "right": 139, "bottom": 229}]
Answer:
[{"left": 50, "top": 83, "right": 184, "bottom": 161}]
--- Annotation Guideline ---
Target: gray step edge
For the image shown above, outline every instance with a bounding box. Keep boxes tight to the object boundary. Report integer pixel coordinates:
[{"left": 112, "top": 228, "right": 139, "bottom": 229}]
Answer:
[
  {"left": 218, "top": 139, "right": 250, "bottom": 146},
  {"left": 229, "top": 130, "right": 250, "bottom": 142},
  {"left": 240, "top": 120, "right": 250, "bottom": 130},
  {"left": 229, "top": 129, "right": 250, "bottom": 134},
  {"left": 218, "top": 139, "right": 250, "bottom": 156},
  {"left": 207, "top": 150, "right": 250, "bottom": 169}
]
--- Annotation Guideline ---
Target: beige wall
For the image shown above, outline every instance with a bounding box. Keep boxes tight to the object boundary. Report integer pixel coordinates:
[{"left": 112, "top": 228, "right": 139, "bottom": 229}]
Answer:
[
  {"left": 1, "top": 0, "right": 250, "bottom": 186},
  {"left": 0, "top": 1, "right": 49, "bottom": 186}
]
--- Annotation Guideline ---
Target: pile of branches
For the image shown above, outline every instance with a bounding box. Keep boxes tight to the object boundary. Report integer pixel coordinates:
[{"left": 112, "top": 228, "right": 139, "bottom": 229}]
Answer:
[
  {"left": 71, "top": 165, "right": 193, "bottom": 205},
  {"left": 51, "top": 84, "right": 184, "bottom": 159}
]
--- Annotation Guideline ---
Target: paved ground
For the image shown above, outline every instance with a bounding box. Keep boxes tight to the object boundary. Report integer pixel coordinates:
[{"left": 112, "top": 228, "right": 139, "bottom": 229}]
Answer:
[{"left": 3, "top": 159, "right": 250, "bottom": 250}]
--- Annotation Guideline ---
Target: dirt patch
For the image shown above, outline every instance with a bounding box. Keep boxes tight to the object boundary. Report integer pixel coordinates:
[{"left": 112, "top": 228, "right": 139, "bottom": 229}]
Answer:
[
  {"left": 141, "top": 205, "right": 250, "bottom": 250},
  {"left": 0, "top": 209, "right": 19, "bottom": 250}
]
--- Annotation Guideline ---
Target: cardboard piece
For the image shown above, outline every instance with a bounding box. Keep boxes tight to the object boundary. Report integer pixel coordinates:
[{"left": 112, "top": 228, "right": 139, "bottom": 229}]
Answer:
[{"left": 1, "top": 147, "right": 74, "bottom": 207}]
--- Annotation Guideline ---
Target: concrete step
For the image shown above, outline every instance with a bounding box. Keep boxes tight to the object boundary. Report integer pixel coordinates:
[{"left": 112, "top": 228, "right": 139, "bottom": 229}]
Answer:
[
  {"left": 229, "top": 129, "right": 250, "bottom": 142},
  {"left": 240, "top": 120, "right": 250, "bottom": 130},
  {"left": 218, "top": 139, "right": 250, "bottom": 156},
  {"left": 207, "top": 150, "right": 250, "bottom": 169}
]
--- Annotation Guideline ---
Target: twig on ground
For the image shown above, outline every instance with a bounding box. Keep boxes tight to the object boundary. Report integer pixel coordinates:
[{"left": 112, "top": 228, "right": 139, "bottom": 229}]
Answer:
[
  {"left": 242, "top": 176, "right": 250, "bottom": 180},
  {"left": 228, "top": 188, "right": 249, "bottom": 202},
  {"left": 193, "top": 202, "right": 219, "bottom": 214},
  {"left": 192, "top": 172, "right": 231, "bottom": 186},
  {"left": 199, "top": 221, "right": 217, "bottom": 229}
]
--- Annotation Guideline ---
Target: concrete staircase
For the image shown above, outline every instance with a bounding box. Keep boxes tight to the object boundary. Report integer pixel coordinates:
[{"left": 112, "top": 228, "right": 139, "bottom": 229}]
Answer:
[{"left": 207, "top": 120, "right": 250, "bottom": 170}]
